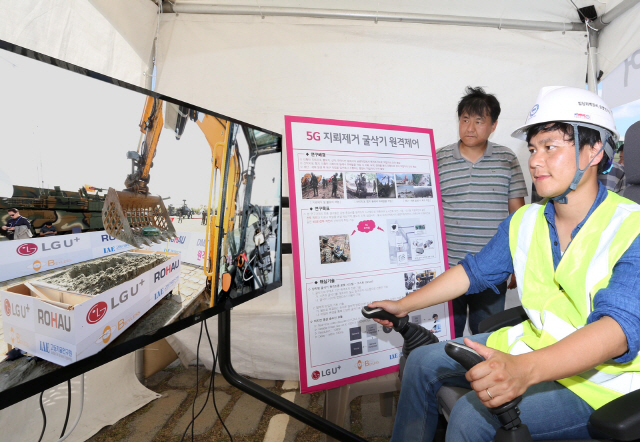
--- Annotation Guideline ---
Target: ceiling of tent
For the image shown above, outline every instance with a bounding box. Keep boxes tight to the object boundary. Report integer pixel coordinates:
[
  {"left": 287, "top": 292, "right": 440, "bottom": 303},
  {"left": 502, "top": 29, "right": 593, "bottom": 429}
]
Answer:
[{"left": 159, "top": 0, "right": 640, "bottom": 75}]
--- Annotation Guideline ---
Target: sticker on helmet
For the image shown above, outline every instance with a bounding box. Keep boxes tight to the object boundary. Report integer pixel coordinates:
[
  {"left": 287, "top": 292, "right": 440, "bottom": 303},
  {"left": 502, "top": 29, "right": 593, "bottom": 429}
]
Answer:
[{"left": 529, "top": 104, "right": 539, "bottom": 118}]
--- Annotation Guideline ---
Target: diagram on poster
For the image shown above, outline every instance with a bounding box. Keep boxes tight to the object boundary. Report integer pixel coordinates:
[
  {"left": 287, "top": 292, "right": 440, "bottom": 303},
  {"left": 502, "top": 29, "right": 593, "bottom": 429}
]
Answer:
[{"left": 286, "top": 116, "right": 452, "bottom": 393}]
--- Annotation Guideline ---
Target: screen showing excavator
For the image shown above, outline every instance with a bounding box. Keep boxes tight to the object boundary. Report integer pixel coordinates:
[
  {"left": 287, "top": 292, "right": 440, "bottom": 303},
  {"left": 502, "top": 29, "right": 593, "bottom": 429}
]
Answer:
[{"left": 0, "top": 40, "right": 282, "bottom": 408}]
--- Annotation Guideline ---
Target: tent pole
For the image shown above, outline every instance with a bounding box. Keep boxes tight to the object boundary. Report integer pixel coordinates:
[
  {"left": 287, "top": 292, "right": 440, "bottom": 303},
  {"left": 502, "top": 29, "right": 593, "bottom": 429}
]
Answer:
[
  {"left": 587, "top": 29, "right": 599, "bottom": 93},
  {"left": 592, "top": 0, "right": 640, "bottom": 29},
  {"left": 164, "top": 4, "right": 583, "bottom": 32}
]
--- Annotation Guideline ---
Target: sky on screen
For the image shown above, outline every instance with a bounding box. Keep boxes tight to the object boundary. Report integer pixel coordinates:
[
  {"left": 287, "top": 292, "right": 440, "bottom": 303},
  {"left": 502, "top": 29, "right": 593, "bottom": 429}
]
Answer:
[{"left": 0, "top": 50, "right": 279, "bottom": 209}]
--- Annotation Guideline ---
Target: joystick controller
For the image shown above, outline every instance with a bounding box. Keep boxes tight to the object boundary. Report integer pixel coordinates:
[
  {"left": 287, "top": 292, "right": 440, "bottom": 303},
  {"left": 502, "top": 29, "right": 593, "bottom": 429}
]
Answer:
[
  {"left": 444, "top": 342, "right": 533, "bottom": 442},
  {"left": 362, "top": 306, "right": 438, "bottom": 379}
]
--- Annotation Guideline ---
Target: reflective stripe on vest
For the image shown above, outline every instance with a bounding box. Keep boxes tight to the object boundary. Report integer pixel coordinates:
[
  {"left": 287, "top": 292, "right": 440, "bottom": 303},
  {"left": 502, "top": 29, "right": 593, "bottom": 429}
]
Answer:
[{"left": 486, "top": 192, "right": 640, "bottom": 409}]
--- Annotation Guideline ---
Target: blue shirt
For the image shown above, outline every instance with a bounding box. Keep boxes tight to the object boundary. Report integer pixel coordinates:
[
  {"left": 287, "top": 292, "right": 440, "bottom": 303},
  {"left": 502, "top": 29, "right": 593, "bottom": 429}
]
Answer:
[{"left": 460, "top": 183, "right": 640, "bottom": 363}]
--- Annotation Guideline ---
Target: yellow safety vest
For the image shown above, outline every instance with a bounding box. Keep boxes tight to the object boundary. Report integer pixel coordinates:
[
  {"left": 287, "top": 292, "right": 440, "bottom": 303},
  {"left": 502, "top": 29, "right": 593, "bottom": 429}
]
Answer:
[{"left": 486, "top": 191, "right": 640, "bottom": 409}]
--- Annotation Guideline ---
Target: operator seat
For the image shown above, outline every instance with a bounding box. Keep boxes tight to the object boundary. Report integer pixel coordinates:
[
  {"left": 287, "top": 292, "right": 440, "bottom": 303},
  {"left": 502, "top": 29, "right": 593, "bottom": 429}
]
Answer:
[
  {"left": 622, "top": 121, "right": 640, "bottom": 203},
  {"left": 435, "top": 120, "right": 640, "bottom": 442}
]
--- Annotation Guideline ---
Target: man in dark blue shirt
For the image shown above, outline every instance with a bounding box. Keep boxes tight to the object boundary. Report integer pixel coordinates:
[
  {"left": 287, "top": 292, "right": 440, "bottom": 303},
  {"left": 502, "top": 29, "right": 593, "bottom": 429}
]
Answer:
[{"left": 39, "top": 221, "right": 57, "bottom": 236}]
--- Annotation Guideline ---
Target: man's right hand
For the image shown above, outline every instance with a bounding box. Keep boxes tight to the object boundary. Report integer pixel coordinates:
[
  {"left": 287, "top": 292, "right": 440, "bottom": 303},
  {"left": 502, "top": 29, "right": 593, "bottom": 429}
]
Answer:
[
  {"left": 1, "top": 226, "right": 6, "bottom": 231},
  {"left": 367, "top": 300, "right": 408, "bottom": 328}
]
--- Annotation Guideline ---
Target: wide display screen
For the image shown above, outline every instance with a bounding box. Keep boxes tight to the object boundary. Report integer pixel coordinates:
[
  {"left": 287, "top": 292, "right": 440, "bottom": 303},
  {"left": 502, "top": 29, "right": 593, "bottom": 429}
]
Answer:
[{"left": 0, "top": 40, "right": 282, "bottom": 407}]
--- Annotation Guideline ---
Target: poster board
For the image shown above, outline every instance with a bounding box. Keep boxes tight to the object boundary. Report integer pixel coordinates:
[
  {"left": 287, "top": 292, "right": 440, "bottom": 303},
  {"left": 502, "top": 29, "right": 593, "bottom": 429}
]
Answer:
[{"left": 286, "top": 116, "right": 453, "bottom": 393}]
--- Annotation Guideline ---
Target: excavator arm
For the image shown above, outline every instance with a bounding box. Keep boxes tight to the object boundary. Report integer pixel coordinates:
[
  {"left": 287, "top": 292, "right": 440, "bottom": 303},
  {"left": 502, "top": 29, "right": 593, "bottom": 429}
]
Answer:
[
  {"left": 102, "top": 97, "right": 247, "bottom": 307},
  {"left": 102, "top": 96, "right": 175, "bottom": 248},
  {"left": 124, "top": 96, "right": 163, "bottom": 195}
]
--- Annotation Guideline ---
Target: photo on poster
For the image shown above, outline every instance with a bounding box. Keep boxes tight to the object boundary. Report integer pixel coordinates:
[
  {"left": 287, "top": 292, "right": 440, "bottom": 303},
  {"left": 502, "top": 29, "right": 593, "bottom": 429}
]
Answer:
[
  {"left": 426, "top": 313, "right": 442, "bottom": 334},
  {"left": 387, "top": 219, "right": 436, "bottom": 264},
  {"left": 404, "top": 269, "right": 437, "bottom": 294},
  {"left": 375, "top": 173, "right": 397, "bottom": 198},
  {"left": 395, "top": 173, "right": 433, "bottom": 198},
  {"left": 301, "top": 171, "right": 344, "bottom": 199},
  {"left": 345, "top": 172, "right": 378, "bottom": 199},
  {"left": 319, "top": 234, "right": 351, "bottom": 264},
  {"left": 421, "top": 304, "right": 448, "bottom": 339}
]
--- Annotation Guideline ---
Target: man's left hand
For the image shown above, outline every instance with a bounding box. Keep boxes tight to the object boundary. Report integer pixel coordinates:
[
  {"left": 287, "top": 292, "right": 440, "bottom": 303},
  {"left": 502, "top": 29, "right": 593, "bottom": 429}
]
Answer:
[
  {"left": 464, "top": 338, "right": 533, "bottom": 408},
  {"left": 507, "top": 274, "right": 517, "bottom": 290}
]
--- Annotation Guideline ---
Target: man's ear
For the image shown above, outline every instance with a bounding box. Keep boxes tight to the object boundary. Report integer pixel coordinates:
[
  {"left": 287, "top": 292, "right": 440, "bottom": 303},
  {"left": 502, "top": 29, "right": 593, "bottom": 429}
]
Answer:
[
  {"left": 491, "top": 119, "right": 498, "bottom": 134},
  {"left": 589, "top": 141, "right": 605, "bottom": 167}
]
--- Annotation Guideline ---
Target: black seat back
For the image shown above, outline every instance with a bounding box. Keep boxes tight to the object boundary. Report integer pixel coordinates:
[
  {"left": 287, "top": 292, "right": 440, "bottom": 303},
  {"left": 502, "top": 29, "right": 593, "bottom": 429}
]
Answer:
[{"left": 623, "top": 121, "right": 640, "bottom": 203}]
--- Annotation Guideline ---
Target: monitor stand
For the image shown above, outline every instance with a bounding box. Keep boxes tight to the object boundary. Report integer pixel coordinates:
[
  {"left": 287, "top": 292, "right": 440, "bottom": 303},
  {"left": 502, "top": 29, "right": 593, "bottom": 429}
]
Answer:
[{"left": 218, "top": 309, "right": 366, "bottom": 442}]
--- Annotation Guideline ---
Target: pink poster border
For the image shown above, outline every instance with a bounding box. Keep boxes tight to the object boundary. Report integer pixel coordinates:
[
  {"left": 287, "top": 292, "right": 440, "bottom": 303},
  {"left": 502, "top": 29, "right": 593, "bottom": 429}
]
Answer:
[{"left": 285, "top": 115, "right": 453, "bottom": 394}]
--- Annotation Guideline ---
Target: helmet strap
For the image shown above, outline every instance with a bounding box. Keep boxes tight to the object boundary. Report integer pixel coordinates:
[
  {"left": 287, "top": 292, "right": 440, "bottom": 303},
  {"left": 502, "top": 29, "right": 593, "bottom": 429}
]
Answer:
[{"left": 550, "top": 123, "right": 613, "bottom": 204}]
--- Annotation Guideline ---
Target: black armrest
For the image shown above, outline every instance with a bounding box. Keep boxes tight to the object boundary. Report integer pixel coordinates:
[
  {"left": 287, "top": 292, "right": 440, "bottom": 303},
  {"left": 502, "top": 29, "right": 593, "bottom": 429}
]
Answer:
[
  {"left": 477, "top": 306, "right": 528, "bottom": 334},
  {"left": 589, "top": 388, "right": 640, "bottom": 441}
]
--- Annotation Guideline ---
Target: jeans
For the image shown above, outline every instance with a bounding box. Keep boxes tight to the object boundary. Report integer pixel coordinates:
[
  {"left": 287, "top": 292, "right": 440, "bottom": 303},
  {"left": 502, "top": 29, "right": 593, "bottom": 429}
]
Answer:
[
  {"left": 390, "top": 334, "right": 595, "bottom": 442},
  {"left": 452, "top": 282, "right": 507, "bottom": 337}
]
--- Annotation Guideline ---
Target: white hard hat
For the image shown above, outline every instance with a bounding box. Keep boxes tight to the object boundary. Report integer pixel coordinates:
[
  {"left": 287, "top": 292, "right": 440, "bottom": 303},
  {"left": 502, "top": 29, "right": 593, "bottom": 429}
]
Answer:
[
  {"left": 511, "top": 86, "right": 618, "bottom": 141},
  {"left": 513, "top": 87, "right": 618, "bottom": 204}
]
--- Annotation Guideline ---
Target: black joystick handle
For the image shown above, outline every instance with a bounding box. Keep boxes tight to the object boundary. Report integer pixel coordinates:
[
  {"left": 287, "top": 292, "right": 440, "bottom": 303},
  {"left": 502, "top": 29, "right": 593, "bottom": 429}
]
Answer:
[
  {"left": 444, "top": 341, "right": 484, "bottom": 370},
  {"left": 361, "top": 306, "right": 402, "bottom": 328},
  {"left": 444, "top": 342, "right": 532, "bottom": 442},
  {"left": 361, "top": 306, "right": 438, "bottom": 359}
]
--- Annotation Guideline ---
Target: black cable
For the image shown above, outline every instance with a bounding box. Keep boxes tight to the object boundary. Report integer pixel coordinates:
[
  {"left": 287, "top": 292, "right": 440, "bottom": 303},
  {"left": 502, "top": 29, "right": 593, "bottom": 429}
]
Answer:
[
  {"left": 203, "top": 319, "right": 233, "bottom": 441},
  {"left": 193, "top": 321, "right": 203, "bottom": 441},
  {"left": 180, "top": 353, "right": 215, "bottom": 442},
  {"left": 179, "top": 321, "right": 204, "bottom": 442},
  {"left": 180, "top": 320, "right": 233, "bottom": 442},
  {"left": 37, "top": 391, "right": 46, "bottom": 442},
  {"left": 60, "top": 379, "right": 71, "bottom": 438}
]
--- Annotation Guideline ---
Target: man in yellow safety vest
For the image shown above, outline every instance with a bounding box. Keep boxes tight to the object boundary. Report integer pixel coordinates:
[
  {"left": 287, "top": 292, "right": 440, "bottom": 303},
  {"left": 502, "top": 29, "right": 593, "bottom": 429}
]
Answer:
[{"left": 370, "top": 86, "right": 640, "bottom": 441}]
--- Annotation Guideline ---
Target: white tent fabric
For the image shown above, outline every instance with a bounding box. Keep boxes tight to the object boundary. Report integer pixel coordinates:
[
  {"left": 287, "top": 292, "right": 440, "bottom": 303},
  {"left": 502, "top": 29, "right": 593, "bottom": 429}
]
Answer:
[
  {"left": 3, "top": 1, "right": 639, "bottom": 100},
  {"left": 0, "top": 0, "right": 150, "bottom": 87},
  {"left": 602, "top": 48, "right": 640, "bottom": 109},
  {"left": 599, "top": 3, "right": 640, "bottom": 77},
  {"left": 153, "top": 14, "right": 587, "bottom": 198},
  {"left": 0, "top": 353, "right": 159, "bottom": 442},
  {"left": 88, "top": 0, "right": 158, "bottom": 66},
  {"left": 91, "top": 0, "right": 640, "bottom": 77}
]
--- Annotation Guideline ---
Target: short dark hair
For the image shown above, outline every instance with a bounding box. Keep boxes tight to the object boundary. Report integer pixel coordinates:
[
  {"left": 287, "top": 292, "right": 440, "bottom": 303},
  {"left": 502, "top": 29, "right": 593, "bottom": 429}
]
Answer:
[
  {"left": 618, "top": 143, "right": 624, "bottom": 153},
  {"left": 457, "top": 86, "right": 501, "bottom": 123},
  {"left": 44, "top": 221, "right": 53, "bottom": 226},
  {"left": 7, "top": 208, "right": 19, "bottom": 214},
  {"left": 526, "top": 122, "right": 610, "bottom": 174}
]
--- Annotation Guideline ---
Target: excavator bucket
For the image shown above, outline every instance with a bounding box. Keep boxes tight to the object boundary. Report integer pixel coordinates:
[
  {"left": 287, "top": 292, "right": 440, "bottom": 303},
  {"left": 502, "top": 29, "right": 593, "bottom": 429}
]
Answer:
[{"left": 102, "top": 187, "right": 177, "bottom": 248}]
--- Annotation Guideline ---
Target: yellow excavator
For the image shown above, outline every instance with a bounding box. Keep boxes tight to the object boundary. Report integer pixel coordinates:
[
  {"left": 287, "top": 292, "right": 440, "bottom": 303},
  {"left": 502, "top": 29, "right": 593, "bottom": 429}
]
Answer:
[{"left": 102, "top": 96, "right": 280, "bottom": 307}]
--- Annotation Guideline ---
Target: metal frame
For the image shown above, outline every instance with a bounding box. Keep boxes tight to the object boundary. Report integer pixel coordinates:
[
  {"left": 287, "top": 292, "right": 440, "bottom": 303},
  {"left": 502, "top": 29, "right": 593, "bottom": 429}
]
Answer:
[
  {"left": 218, "top": 309, "right": 367, "bottom": 442},
  {"left": 164, "top": 3, "right": 584, "bottom": 32}
]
